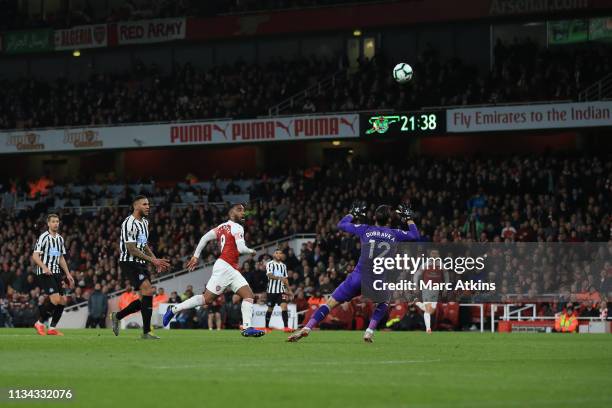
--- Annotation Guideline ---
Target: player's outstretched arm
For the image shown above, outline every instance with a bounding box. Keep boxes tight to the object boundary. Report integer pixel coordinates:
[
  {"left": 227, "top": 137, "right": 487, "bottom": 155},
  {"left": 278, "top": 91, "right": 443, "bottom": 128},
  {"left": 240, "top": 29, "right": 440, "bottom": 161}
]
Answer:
[
  {"left": 126, "top": 243, "right": 170, "bottom": 272},
  {"left": 187, "top": 229, "right": 217, "bottom": 270},
  {"left": 236, "top": 239, "right": 256, "bottom": 255},
  {"left": 338, "top": 214, "right": 370, "bottom": 236},
  {"left": 126, "top": 242, "right": 158, "bottom": 265},
  {"left": 397, "top": 221, "right": 420, "bottom": 241},
  {"left": 338, "top": 201, "right": 368, "bottom": 235},
  {"left": 145, "top": 245, "right": 170, "bottom": 272},
  {"left": 337, "top": 214, "right": 356, "bottom": 232}
]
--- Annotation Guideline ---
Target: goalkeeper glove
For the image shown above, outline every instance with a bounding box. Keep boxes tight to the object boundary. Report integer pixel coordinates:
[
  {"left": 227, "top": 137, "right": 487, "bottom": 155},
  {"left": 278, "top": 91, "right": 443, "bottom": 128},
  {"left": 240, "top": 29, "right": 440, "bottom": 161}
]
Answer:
[
  {"left": 349, "top": 201, "right": 367, "bottom": 219},
  {"left": 396, "top": 203, "right": 414, "bottom": 223}
]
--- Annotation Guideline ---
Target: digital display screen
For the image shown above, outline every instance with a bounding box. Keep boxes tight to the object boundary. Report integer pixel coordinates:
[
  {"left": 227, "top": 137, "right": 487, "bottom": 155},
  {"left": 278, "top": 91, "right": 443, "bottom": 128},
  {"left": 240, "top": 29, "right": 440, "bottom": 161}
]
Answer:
[{"left": 362, "top": 111, "right": 446, "bottom": 136}]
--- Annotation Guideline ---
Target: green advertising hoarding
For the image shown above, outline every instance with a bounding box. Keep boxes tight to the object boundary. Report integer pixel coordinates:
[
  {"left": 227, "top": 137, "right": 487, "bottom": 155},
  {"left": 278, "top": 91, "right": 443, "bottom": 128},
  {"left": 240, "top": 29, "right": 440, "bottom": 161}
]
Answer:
[
  {"left": 590, "top": 17, "right": 612, "bottom": 41},
  {"left": 2, "top": 29, "right": 53, "bottom": 54},
  {"left": 548, "top": 19, "right": 588, "bottom": 44}
]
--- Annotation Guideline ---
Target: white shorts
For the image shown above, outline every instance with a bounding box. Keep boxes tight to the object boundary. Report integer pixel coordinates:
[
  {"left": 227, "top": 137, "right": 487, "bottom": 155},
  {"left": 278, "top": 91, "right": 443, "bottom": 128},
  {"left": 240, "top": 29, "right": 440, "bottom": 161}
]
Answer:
[{"left": 205, "top": 259, "right": 249, "bottom": 295}]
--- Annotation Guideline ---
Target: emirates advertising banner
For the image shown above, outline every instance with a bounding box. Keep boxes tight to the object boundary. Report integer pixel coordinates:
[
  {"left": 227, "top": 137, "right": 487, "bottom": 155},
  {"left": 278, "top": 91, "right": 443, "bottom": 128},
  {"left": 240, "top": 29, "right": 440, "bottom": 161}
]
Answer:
[
  {"left": 447, "top": 101, "right": 612, "bottom": 133},
  {"left": 0, "top": 114, "right": 359, "bottom": 154},
  {"left": 117, "top": 18, "right": 186, "bottom": 45}
]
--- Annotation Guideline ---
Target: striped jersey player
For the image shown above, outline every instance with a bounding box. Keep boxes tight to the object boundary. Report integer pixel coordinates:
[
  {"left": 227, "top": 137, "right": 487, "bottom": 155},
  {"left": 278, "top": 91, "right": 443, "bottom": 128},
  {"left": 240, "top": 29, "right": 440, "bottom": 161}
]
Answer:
[
  {"left": 31, "top": 213, "right": 75, "bottom": 336},
  {"left": 119, "top": 215, "right": 149, "bottom": 265},
  {"left": 264, "top": 249, "right": 293, "bottom": 331},
  {"left": 111, "top": 195, "right": 171, "bottom": 340},
  {"left": 163, "top": 203, "right": 265, "bottom": 337}
]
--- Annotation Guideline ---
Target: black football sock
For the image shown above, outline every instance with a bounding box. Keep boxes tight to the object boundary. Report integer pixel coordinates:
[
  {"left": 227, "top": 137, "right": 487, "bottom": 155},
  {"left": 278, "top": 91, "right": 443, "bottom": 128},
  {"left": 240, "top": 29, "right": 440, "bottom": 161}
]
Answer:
[
  {"left": 38, "top": 302, "right": 53, "bottom": 324},
  {"left": 265, "top": 310, "right": 272, "bottom": 328},
  {"left": 50, "top": 304, "right": 65, "bottom": 328},
  {"left": 141, "top": 296, "right": 153, "bottom": 334},
  {"left": 282, "top": 310, "right": 289, "bottom": 328},
  {"left": 116, "top": 299, "right": 141, "bottom": 320}
]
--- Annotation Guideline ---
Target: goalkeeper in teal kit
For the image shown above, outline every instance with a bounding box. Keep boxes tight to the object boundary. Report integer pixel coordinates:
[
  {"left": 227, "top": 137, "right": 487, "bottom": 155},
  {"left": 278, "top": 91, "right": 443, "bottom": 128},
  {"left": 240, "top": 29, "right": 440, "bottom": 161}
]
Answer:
[{"left": 288, "top": 203, "right": 420, "bottom": 343}]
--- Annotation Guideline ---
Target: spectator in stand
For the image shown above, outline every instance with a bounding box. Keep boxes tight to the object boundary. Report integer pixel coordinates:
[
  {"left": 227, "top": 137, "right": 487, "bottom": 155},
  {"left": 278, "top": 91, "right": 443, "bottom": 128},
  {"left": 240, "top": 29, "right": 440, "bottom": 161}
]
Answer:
[
  {"left": 501, "top": 221, "right": 517, "bottom": 240},
  {"left": 388, "top": 302, "right": 424, "bottom": 331},
  {"left": 555, "top": 303, "right": 578, "bottom": 333},
  {"left": 118, "top": 284, "right": 138, "bottom": 316},
  {"left": 86, "top": 283, "right": 108, "bottom": 328},
  {"left": 206, "top": 295, "right": 224, "bottom": 330},
  {"left": 318, "top": 275, "right": 335, "bottom": 296},
  {"left": 153, "top": 287, "right": 169, "bottom": 309},
  {"left": 537, "top": 303, "right": 555, "bottom": 317},
  {"left": 462, "top": 213, "right": 484, "bottom": 240},
  {"left": 73, "top": 286, "right": 86, "bottom": 304},
  {"left": 0, "top": 296, "right": 11, "bottom": 327},
  {"left": 599, "top": 301, "right": 608, "bottom": 321},
  {"left": 580, "top": 301, "right": 600, "bottom": 318},
  {"left": 292, "top": 289, "right": 309, "bottom": 323},
  {"left": 7, "top": 292, "right": 38, "bottom": 327},
  {"left": 223, "top": 294, "right": 243, "bottom": 329},
  {"left": 182, "top": 285, "right": 194, "bottom": 301},
  {"left": 598, "top": 263, "right": 612, "bottom": 298},
  {"left": 168, "top": 291, "right": 182, "bottom": 304}
]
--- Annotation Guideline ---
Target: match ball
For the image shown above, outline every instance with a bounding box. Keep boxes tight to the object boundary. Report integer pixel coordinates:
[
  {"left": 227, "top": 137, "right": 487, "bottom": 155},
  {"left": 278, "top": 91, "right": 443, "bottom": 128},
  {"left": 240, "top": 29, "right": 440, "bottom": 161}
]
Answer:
[{"left": 393, "top": 63, "right": 413, "bottom": 83}]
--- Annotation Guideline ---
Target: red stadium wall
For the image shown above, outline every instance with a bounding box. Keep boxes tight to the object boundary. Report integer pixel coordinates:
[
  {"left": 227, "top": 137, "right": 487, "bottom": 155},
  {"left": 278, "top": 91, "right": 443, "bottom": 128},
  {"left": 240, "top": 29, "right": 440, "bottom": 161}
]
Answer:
[
  {"left": 185, "top": 0, "right": 612, "bottom": 41},
  {"left": 122, "top": 146, "right": 259, "bottom": 180},
  {"left": 0, "top": 155, "right": 28, "bottom": 177},
  {"left": 121, "top": 141, "right": 349, "bottom": 180},
  {"left": 79, "top": 152, "right": 119, "bottom": 175}
]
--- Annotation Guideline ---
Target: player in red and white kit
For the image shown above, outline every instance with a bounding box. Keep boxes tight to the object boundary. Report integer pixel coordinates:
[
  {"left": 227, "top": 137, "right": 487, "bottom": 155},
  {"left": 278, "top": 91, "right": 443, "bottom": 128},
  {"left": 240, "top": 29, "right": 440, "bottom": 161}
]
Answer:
[
  {"left": 413, "top": 249, "right": 449, "bottom": 333},
  {"left": 162, "top": 204, "right": 264, "bottom": 337}
]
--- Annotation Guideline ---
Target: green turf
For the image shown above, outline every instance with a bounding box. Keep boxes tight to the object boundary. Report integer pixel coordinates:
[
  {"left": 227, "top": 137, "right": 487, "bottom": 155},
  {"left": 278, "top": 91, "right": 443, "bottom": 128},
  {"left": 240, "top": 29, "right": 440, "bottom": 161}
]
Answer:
[{"left": 1, "top": 329, "right": 611, "bottom": 408}]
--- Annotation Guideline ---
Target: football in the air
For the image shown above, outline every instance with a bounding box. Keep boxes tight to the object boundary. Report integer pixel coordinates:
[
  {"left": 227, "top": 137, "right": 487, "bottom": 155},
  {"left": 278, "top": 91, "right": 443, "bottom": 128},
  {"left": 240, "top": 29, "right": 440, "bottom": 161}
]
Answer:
[{"left": 393, "top": 63, "right": 413, "bottom": 83}]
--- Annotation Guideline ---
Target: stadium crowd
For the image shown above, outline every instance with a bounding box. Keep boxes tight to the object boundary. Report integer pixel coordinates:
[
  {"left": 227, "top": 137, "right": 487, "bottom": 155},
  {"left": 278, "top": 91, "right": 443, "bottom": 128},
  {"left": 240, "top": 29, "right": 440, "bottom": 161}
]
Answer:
[
  {"left": 1, "top": 154, "right": 611, "bottom": 328},
  {"left": 2, "top": 40, "right": 610, "bottom": 130},
  {"left": 0, "top": 0, "right": 388, "bottom": 30},
  {"left": 0, "top": 0, "right": 189, "bottom": 30},
  {"left": 290, "top": 40, "right": 612, "bottom": 114},
  {"left": 0, "top": 56, "right": 337, "bottom": 130}
]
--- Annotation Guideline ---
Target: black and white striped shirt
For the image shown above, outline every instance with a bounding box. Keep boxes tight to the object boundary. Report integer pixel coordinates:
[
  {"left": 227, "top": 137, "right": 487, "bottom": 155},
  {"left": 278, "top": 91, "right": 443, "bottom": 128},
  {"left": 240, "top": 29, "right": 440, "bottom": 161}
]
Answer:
[
  {"left": 266, "top": 261, "right": 288, "bottom": 294},
  {"left": 33, "top": 231, "right": 66, "bottom": 275},
  {"left": 119, "top": 215, "right": 149, "bottom": 264}
]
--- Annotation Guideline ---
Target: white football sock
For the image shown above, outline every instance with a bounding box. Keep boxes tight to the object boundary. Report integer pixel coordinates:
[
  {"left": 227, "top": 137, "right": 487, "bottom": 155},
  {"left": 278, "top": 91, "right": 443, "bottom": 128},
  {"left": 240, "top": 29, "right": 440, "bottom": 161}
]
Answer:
[
  {"left": 172, "top": 294, "right": 203, "bottom": 313},
  {"left": 241, "top": 298, "right": 254, "bottom": 328},
  {"left": 424, "top": 312, "right": 431, "bottom": 331}
]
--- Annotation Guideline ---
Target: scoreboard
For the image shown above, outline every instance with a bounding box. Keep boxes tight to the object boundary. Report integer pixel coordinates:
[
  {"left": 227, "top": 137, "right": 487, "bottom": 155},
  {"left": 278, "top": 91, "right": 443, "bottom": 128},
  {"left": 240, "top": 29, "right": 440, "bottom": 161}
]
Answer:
[{"left": 361, "top": 111, "right": 446, "bottom": 136}]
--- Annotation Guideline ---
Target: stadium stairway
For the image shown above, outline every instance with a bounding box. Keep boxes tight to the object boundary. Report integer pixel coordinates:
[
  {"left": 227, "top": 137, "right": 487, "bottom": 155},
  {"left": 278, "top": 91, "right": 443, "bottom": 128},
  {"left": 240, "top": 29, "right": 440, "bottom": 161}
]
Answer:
[
  {"left": 57, "top": 234, "right": 315, "bottom": 328},
  {"left": 268, "top": 68, "right": 347, "bottom": 116},
  {"left": 578, "top": 72, "right": 612, "bottom": 101}
]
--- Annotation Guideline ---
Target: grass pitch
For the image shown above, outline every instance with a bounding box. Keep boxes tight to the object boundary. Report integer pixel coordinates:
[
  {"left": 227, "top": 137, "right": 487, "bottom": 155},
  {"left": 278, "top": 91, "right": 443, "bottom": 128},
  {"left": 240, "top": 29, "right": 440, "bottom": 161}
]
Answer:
[{"left": 1, "top": 328, "right": 611, "bottom": 408}]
